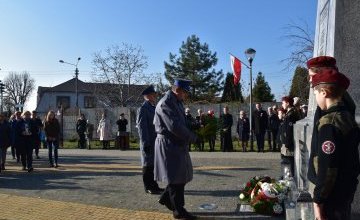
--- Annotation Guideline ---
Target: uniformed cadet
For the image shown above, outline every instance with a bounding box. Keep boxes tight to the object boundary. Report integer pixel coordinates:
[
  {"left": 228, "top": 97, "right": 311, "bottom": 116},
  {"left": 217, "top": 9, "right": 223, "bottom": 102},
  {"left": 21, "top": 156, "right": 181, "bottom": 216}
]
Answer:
[
  {"left": 279, "top": 96, "right": 300, "bottom": 176},
  {"left": 306, "top": 56, "right": 357, "bottom": 220},
  {"left": 308, "top": 67, "right": 360, "bottom": 220},
  {"left": 136, "top": 85, "right": 163, "bottom": 194},
  {"left": 154, "top": 79, "right": 198, "bottom": 220}
]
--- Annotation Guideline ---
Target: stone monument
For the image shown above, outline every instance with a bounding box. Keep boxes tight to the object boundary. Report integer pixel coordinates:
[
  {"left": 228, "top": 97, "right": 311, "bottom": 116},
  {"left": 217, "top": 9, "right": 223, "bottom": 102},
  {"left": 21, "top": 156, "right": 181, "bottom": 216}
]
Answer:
[{"left": 293, "top": 0, "right": 360, "bottom": 218}]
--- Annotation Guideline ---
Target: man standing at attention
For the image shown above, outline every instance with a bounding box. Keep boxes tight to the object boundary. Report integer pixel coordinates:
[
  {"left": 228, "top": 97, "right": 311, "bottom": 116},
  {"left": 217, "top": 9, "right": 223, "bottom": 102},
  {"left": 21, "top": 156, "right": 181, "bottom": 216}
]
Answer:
[
  {"left": 154, "top": 79, "right": 198, "bottom": 220},
  {"left": 136, "top": 85, "right": 163, "bottom": 195},
  {"left": 252, "top": 103, "right": 268, "bottom": 152}
]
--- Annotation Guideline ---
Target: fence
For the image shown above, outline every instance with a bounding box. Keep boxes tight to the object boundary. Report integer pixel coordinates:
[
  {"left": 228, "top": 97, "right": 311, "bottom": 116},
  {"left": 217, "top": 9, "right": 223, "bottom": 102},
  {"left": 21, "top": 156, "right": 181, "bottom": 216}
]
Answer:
[{"left": 53, "top": 101, "right": 279, "bottom": 140}]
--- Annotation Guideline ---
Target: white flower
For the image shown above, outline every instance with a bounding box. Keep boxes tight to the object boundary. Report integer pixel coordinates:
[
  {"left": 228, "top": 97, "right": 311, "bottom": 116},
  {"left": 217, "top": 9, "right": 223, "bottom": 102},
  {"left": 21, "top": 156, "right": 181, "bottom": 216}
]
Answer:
[
  {"left": 255, "top": 176, "right": 259, "bottom": 180},
  {"left": 239, "top": 193, "right": 245, "bottom": 200},
  {"left": 273, "top": 203, "right": 283, "bottom": 214}
]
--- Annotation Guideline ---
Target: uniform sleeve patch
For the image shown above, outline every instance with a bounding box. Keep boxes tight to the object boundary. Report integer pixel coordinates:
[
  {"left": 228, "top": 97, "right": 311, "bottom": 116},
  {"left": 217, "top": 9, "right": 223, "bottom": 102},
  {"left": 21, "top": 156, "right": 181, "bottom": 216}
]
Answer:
[{"left": 322, "top": 141, "right": 336, "bottom": 154}]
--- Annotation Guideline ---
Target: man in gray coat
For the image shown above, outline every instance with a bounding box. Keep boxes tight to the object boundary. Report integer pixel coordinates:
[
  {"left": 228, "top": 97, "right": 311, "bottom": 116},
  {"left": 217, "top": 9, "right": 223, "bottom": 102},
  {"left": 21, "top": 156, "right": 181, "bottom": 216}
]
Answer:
[
  {"left": 154, "top": 79, "right": 198, "bottom": 220},
  {"left": 136, "top": 85, "right": 163, "bottom": 194}
]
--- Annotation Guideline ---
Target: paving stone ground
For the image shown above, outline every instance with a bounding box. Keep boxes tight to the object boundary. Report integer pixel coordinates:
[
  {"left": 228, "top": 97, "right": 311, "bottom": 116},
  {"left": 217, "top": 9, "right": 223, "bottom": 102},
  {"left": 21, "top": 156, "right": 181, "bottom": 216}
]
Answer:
[{"left": 2, "top": 148, "right": 357, "bottom": 219}]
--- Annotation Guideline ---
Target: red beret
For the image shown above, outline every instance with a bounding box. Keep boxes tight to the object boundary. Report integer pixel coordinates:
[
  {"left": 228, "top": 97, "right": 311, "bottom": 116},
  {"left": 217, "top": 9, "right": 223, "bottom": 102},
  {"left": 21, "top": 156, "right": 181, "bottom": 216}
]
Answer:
[
  {"left": 281, "top": 96, "right": 294, "bottom": 105},
  {"left": 311, "top": 69, "right": 350, "bottom": 89},
  {"left": 306, "top": 56, "right": 337, "bottom": 69}
]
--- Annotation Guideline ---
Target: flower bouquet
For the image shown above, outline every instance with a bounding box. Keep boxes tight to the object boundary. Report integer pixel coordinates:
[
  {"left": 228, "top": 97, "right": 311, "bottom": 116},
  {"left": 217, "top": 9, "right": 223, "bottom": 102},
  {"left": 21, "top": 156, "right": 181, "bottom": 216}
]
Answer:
[{"left": 239, "top": 176, "right": 290, "bottom": 215}]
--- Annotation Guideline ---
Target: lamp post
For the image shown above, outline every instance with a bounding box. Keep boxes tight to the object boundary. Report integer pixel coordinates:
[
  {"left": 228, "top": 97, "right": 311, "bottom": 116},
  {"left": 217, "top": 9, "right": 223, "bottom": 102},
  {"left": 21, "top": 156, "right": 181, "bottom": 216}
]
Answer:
[
  {"left": 0, "top": 80, "right": 5, "bottom": 113},
  {"left": 245, "top": 48, "right": 256, "bottom": 151},
  {"left": 57, "top": 105, "right": 64, "bottom": 147},
  {"left": 59, "top": 57, "right": 81, "bottom": 109},
  {"left": 0, "top": 68, "right": 5, "bottom": 113}
]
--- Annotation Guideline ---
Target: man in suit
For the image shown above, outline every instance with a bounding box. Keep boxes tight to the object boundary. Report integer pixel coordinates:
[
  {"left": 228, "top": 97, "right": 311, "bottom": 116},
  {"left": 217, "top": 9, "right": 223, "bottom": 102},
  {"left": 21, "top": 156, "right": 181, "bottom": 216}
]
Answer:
[
  {"left": 252, "top": 103, "right": 268, "bottom": 152},
  {"left": 136, "top": 85, "right": 163, "bottom": 195},
  {"left": 154, "top": 79, "right": 198, "bottom": 220}
]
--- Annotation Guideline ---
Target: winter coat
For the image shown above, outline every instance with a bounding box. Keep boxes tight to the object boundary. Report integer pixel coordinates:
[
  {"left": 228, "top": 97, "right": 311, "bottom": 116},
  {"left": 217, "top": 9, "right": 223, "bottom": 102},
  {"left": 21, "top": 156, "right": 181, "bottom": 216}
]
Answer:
[
  {"left": 252, "top": 109, "right": 268, "bottom": 134},
  {"left": 0, "top": 120, "right": 11, "bottom": 148},
  {"left": 97, "top": 118, "right": 112, "bottom": 141},
  {"left": 236, "top": 117, "right": 250, "bottom": 141},
  {"left": 136, "top": 101, "right": 157, "bottom": 166},
  {"left": 44, "top": 119, "right": 60, "bottom": 140},
  {"left": 153, "top": 90, "right": 197, "bottom": 184}
]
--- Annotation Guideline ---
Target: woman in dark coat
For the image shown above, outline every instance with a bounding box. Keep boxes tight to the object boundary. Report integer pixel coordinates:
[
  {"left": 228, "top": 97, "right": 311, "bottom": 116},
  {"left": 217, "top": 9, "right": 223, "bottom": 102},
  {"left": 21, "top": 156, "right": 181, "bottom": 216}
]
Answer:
[
  {"left": 0, "top": 112, "right": 11, "bottom": 171},
  {"left": 44, "top": 110, "right": 60, "bottom": 168},
  {"left": 236, "top": 110, "right": 250, "bottom": 152}
]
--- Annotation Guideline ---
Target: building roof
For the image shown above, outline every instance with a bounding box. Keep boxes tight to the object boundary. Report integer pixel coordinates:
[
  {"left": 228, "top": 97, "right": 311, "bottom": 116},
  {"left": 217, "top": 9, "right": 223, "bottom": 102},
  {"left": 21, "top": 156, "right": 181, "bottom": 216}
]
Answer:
[{"left": 37, "top": 78, "right": 149, "bottom": 107}]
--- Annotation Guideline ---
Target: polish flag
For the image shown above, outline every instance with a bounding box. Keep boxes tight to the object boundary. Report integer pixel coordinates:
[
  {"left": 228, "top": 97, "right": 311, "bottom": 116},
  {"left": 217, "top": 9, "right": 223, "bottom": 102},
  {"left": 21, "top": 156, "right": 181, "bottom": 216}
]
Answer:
[{"left": 230, "top": 55, "right": 241, "bottom": 85}]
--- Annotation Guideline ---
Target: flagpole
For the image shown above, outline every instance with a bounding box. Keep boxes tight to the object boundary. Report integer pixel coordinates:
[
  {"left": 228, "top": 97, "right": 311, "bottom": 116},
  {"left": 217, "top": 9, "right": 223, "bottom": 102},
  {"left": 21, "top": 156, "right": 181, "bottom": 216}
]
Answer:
[{"left": 229, "top": 53, "right": 250, "bottom": 69}]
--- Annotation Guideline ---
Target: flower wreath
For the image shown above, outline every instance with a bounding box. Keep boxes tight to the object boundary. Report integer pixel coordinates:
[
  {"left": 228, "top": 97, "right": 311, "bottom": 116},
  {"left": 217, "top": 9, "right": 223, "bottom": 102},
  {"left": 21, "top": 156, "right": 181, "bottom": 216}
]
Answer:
[{"left": 239, "top": 176, "right": 290, "bottom": 215}]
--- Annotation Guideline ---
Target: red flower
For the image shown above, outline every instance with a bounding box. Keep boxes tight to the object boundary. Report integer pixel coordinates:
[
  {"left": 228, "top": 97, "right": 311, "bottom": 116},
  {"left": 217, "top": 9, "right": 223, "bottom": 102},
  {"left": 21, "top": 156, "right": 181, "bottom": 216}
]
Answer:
[{"left": 246, "top": 182, "right": 251, "bottom": 187}]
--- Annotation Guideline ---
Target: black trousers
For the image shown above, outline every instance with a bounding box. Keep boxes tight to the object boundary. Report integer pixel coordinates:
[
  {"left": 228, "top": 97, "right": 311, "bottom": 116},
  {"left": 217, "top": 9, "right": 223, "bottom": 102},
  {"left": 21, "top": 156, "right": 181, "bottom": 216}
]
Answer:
[
  {"left": 34, "top": 138, "right": 40, "bottom": 156},
  {"left": 324, "top": 198, "right": 352, "bottom": 220},
  {"left": 266, "top": 130, "right": 272, "bottom": 149},
  {"left": 255, "top": 132, "right": 265, "bottom": 152},
  {"left": 159, "top": 184, "right": 186, "bottom": 216},
  {"left": 271, "top": 129, "right": 278, "bottom": 151},
  {"left": 142, "top": 166, "right": 159, "bottom": 190},
  {"left": 78, "top": 133, "right": 86, "bottom": 149},
  {"left": 208, "top": 137, "right": 215, "bottom": 152},
  {"left": 19, "top": 147, "right": 33, "bottom": 169}
]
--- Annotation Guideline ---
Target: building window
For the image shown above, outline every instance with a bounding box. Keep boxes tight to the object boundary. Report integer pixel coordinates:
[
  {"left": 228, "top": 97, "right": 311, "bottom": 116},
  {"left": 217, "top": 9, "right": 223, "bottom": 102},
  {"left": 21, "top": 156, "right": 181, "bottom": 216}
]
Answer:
[
  {"left": 84, "top": 96, "right": 95, "bottom": 108},
  {"left": 56, "top": 96, "right": 70, "bottom": 109}
]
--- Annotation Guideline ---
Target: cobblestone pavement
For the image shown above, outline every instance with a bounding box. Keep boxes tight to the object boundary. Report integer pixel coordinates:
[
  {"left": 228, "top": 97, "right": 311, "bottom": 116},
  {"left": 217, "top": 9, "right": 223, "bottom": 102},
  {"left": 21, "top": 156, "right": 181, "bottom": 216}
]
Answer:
[{"left": 0, "top": 149, "right": 286, "bottom": 219}]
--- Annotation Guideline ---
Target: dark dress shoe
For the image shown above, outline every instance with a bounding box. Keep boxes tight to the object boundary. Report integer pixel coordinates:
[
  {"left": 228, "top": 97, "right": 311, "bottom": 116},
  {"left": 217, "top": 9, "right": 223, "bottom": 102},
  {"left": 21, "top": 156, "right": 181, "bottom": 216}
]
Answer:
[
  {"left": 173, "top": 212, "right": 197, "bottom": 220},
  {"left": 158, "top": 198, "right": 174, "bottom": 211},
  {"left": 28, "top": 167, "right": 34, "bottom": 173}
]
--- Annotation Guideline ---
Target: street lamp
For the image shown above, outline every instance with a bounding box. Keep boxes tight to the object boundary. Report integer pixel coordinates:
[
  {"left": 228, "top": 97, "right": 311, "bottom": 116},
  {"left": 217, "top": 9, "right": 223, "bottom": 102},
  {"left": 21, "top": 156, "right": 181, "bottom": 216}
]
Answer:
[
  {"left": 59, "top": 57, "right": 81, "bottom": 109},
  {"left": 245, "top": 48, "right": 256, "bottom": 151},
  {"left": 0, "top": 68, "right": 5, "bottom": 113}
]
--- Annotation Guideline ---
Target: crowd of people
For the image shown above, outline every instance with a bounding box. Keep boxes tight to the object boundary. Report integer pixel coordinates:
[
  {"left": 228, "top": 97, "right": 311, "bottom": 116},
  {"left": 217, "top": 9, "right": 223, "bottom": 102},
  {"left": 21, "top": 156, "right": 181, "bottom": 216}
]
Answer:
[
  {"left": 182, "top": 100, "right": 308, "bottom": 154},
  {"left": 0, "top": 110, "right": 61, "bottom": 172}
]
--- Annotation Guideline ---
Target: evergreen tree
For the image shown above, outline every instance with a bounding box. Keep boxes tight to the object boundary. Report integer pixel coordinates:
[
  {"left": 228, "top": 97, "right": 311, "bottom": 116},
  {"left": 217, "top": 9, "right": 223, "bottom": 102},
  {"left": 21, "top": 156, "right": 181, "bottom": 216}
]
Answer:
[
  {"left": 289, "top": 66, "right": 309, "bottom": 103},
  {"left": 221, "top": 73, "right": 243, "bottom": 102},
  {"left": 252, "top": 72, "right": 274, "bottom": 102},
  {"left": 164, "top": 35, "right": 224, "bottom": 101}
]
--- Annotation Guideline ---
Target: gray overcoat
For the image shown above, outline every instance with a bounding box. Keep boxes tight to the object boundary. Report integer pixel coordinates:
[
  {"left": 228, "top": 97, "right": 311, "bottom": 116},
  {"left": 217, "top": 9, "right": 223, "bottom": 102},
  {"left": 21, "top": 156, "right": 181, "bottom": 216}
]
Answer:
[
  {"left": 153, "top": 90, "right": 197, "bottom": 184},
  {"left": 136, "top": 101, "right": 156, "bottom": 167}
]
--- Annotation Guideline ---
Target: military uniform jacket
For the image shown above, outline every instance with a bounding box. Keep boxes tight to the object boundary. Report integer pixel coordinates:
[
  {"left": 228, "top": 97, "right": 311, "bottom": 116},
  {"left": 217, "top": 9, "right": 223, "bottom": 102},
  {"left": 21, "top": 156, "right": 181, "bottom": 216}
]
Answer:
[
  {"left": 153, "top": 90, "right": 197, "bottom": 184},
  {"left": 136, "top": 101, "right": 157, "bottom": 167},
  {"left": 308, "top": 102, "right": 360, "bottom": 204}
]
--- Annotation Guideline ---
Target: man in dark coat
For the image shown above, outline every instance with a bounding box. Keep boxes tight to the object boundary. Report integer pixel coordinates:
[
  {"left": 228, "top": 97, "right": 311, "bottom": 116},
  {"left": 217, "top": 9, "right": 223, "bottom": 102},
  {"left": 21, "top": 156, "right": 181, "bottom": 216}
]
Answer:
[
  {"left": 116, "top": 113, "right": 128, "bottom": 150},
  {"left": 185, "top": 108, "right": 195, "bottom": 151},
  {"left": 252, "top": 103, "right": 268, "bottom": 152},
  {"left": 0, "top": 112, "right": 11, "bottom": 171},
  {"left": 220, "top": 106, "right": 233, "bottom": 152},
  {"left": 76, "top": 114, "right": 87, "bottom": 149},
  {"left": 136, "top": 85, "right": 162, "bottom": 194},
  {"left": 268, "top": 106, "right": 280, "bottom": 152},
  {"left": 31, "top": 110, "right": 43, "bottom": 159},
  {"left": 154, "top": 79, "right": 198, "bottom": 220}
]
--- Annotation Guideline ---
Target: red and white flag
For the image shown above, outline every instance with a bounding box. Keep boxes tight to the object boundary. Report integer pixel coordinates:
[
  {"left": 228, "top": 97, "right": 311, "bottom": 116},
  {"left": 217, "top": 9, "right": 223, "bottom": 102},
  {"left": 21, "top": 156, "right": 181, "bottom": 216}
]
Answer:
[{"left": 230, "top": 55, "right": 241, "bottom": 85}]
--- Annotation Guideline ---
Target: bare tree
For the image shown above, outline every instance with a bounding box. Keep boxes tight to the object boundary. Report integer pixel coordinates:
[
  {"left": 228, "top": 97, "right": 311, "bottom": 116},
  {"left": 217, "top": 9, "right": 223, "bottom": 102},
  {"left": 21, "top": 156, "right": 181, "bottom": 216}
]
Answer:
[
  {"left": 3, "top": 71, "right": 35, "bottom": 111},
  {"left": 281, "top": 20, "right": 314, "bottom": 71},
  {"left": 92, "top": 43, "right": 148, "bottom": 107}
]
